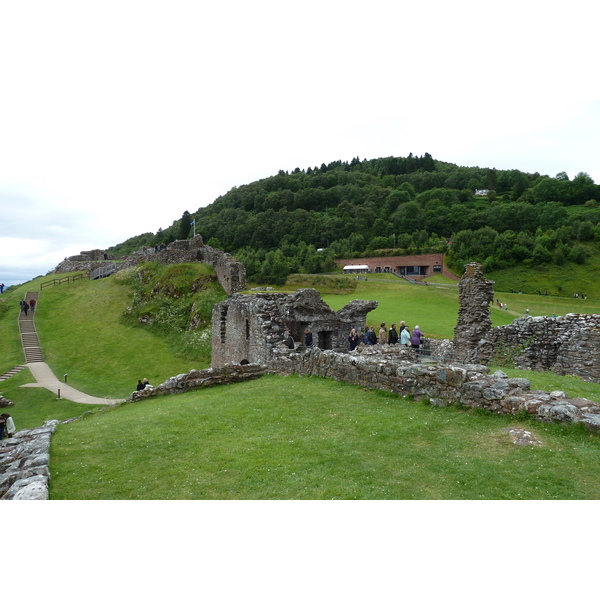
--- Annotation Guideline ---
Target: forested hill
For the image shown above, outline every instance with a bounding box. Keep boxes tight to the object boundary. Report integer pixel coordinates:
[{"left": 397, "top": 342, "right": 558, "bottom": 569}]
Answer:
[{"left": 108, "top": 154, "right": 600, "bottom": 284}]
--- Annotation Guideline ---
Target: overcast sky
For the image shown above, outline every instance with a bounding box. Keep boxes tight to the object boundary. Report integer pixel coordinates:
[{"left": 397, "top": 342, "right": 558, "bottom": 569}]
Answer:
[{"left": 1, "top": 1, "right": 599, "bottom": 287}]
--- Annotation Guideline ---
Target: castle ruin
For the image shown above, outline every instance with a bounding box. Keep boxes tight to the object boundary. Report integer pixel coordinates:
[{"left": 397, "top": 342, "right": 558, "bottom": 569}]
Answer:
[
  {"left": 54, "top": 235, "right": 246, "bottom": 296},
  {"left": 211, "top": 288, "right": 377, "bottom": 368}
]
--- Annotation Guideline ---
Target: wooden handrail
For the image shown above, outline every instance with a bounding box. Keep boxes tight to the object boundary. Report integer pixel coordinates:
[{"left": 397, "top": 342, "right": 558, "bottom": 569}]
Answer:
[{"left": 40, "top": 273, "right": 88, "bottom": 289}]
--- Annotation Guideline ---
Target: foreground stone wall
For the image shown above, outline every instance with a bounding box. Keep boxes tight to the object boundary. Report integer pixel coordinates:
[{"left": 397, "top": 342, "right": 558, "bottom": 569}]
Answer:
[
  {"left": 0, "top": 420, "right": 58, "bottom": 500},
  {"left": 267, "top": 347, "right": 600, "bottom": 433},
  {"left": 128, "top": 364, "right": 266, "bottom": 402}
]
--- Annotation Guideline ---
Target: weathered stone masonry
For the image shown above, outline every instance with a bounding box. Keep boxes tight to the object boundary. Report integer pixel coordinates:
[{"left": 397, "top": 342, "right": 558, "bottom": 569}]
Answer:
[
  {"left": 480, "top": 314, "right": 600, "bottom": 384},
  {"left": 268, "top": 347, "right": 600, "bottom": 433},
  {"left": 210, "top": 276, "right": 600, "bottom": 432},
  {"left": 54, "top": 235, "right": 246, "bottom": 296},
  {"left": 211, "top": 288, "right": 378, "bottom": 368}
]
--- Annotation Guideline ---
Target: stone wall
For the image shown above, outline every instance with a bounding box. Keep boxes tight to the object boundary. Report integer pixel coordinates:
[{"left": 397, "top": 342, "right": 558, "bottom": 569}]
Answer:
[
  {"left": 54, "top": 259, "right": 106, "bottom": 275},
  {"left": 481, "top": 314, "right": 600, "bottom": 383},
  {"left": 53, "top": 236, "right": 246, "bottom": 295},
  {"left": 267, "top": 347, "right": 600, "bottom": 432},
  {"left": 120, "top": 235, "right": 246, "bottom": 295},
  {"left": 211, "top": 289, "right": 378, "bottom": 368},
  {"left": 128, "top": 364, "right": 266, "bottom": 402},
  {"left": 451, "top": 262, "right": 495, "bottom": 363},
  {"left": 1, "top": 420, "right": 58, "bottom": 500}
]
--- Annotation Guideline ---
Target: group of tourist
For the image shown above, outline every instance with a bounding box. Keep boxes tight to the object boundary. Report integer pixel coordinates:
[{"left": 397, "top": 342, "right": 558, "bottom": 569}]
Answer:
[
  {"left": 350, "top": 322, "right": 425, "bottom": 353},
  {"left": 19, "top": 298, "right": 36, "bottom": 315},
  {"left": 0, "top": 413, "right": 15, "bottom": 440},
  {"left": 286, "top": 323, "right": 426, "bottom": 354}
]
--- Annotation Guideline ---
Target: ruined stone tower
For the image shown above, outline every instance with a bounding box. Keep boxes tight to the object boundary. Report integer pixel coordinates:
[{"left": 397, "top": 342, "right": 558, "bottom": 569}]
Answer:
[{"left": 451, "top": 262, "right": 494, "bottom": 364}]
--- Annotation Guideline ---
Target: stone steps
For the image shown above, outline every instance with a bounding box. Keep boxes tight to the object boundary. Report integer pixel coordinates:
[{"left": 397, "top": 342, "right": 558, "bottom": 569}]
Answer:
[
  {"left": 18, "top": 292, "right": 43, "bottom": 364},
  {"left": 0, "top": 365, "right": 27, "bottom": 382}
]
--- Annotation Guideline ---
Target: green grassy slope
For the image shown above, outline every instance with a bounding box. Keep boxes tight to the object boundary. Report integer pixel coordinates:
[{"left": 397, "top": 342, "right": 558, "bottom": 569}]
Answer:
[
  {"left": 49, "top": 375, "right": 600, "bottom": 500},
  {"left": 3, "top": 264, "right": 600, "bottom": 500},
  {"left": 34, "top": 274, "right": 213, "bottom": 399},
  {"left": 485, "top": 242, "right": 600, "bottom": 298}
]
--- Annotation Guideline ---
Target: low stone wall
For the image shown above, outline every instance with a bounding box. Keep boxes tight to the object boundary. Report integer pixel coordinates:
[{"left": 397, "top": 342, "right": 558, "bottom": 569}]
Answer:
[
  {"left": 268, "top": 347, "right": 600, "bottom": 433},
  {"left": 128, "top": 364, "right": 266, "bottom": 402},
  {"left": 0, "top": 420, "right": 58, "bottom": 500}
]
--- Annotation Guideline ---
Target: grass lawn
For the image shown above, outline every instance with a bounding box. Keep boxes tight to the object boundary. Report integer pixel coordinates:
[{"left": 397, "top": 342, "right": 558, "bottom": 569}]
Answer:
[
  {"left": 34, "top": 276, "right": 209, "bottom": 399},
  {"left": 49, "top": 375, "right": 600, "bottom": 500},
  {"left": 0, "top": 368, "right": 104, "bottom": 430}
]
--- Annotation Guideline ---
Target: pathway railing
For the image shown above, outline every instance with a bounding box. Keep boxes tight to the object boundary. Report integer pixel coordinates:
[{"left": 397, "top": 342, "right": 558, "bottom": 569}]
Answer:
[
  {"left": 40, "top": 273, "right": 88, "bottom": 289},
  {"left": 90, "top": 263, "right": 119, "bottom": 280}
]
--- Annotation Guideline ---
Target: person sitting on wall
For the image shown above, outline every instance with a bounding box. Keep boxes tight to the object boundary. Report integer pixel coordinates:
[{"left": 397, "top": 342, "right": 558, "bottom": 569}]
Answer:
[
  {"left": 304, "top": 329, "right": 314, "bottom": 348},
  {"left": 136, "top": 379, "right": 145, "bottom": 391},
  {"left": 286, "top": 331, "right": 295, "bottom": 349},
  {"left": 0, "top": 413, "right": 15, "bottom": 438}
]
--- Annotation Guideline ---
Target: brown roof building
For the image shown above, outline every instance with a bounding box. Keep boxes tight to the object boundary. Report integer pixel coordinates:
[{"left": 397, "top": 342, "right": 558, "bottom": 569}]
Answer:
[{"left": 335, "top": 253, "right": 458, "bottom": 281}]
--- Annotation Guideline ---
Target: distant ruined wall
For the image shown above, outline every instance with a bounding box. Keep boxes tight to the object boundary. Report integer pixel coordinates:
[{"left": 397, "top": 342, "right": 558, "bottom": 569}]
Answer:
[
  {"left": 54, "top": 235, "right": 246, "bottom": 295},
  {"left": 120, "top": 235, "right": 246, "bottom": 295},
  {"left": 54, "top": 249, "right": 114, "bottom": 275}
]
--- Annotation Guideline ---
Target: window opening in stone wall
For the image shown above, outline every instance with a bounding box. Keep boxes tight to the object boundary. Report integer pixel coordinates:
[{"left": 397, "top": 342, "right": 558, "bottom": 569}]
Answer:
[
  {"left": 246, "top": 319, "right": 250, "bottom": 340},
  {"left": 318, "top": 331, "right": 333, "bottom": 350},
  {"left": 220, "top": 306, "right": 228, "bottom": 343}
]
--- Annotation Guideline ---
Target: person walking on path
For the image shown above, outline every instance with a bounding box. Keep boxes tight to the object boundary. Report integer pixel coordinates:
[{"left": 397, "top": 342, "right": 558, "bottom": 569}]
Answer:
[
  {"left": 388, "top": 324, "right": 399, "bottom": 344},
  {"left": 286, "top": 331, "right": 295, "bottom": 349},
  {"left": 410, "top": 325, "right": 424, "bottom": 353},
  {"left": 400, "top": 325, "right": 411, "bottom": 346},
  {"left": 378, "top": 323, "right": 387, "bottom": 345},
  {"left": 304, "top": 329, "right": 314, "bottom": 349},
  {"left": 29, "top": 298, "right": 36, "bottom": 313},
  {"left": 368, "top": 326, "right": 377, "bottom": 346}
]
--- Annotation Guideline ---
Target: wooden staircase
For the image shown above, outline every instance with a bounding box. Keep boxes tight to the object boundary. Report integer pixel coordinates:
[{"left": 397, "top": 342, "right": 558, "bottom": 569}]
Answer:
[{"left": 19, "top": 292, "right": 44, "bottom": 363}]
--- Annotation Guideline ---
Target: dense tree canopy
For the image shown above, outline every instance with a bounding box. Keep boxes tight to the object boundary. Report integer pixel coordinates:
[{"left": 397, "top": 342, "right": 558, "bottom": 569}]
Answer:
[{"left": 107, "top": 154, "right": 600, "bottom": 284}]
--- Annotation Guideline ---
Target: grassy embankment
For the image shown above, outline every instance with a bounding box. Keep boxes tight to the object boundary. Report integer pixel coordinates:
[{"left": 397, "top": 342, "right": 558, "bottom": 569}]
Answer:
[
  {"left": 49, "top": 374, "right": 600, "bottom": 500},
  {"left": 3, "top": 267, "right": 600, "bottom": 499}
]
